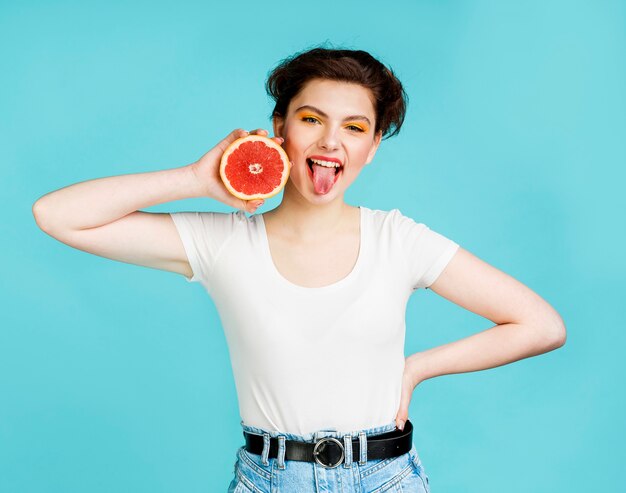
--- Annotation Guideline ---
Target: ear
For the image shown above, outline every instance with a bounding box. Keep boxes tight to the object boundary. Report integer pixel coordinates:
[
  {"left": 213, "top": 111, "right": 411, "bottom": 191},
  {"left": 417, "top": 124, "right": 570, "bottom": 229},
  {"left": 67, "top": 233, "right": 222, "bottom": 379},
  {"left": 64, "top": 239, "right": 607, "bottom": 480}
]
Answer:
[
  {"left": 364, "top": 130, "right": 383, "bottom": 165},
  {"left": 273, "top": 116, "right": 285, "bottom": 139}
]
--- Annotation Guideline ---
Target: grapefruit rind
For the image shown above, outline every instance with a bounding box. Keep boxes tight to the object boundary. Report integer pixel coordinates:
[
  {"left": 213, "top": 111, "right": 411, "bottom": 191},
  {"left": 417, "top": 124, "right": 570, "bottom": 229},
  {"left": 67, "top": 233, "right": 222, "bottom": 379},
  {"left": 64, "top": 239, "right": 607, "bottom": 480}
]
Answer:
[{"left": 219, "top": 135, "right": 290, "bottom": 200}]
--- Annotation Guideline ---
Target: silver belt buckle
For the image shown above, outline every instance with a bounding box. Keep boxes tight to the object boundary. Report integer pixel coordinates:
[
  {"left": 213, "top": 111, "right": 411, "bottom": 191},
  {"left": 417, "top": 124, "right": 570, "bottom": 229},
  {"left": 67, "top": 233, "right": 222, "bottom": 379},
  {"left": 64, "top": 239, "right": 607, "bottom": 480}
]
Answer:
[{"left": 313, "top": 437, "right": 345, "bottom": 469}]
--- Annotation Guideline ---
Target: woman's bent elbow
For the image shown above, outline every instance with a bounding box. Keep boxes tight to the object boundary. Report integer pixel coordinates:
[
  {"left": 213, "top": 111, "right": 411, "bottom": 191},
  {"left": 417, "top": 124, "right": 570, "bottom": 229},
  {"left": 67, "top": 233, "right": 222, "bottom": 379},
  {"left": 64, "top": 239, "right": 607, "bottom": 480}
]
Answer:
[
  {"left": 32, "top": 200, "right": 49, "bottom": 231},
  {"left": 531, "top": 313, "right": 566, "bottom": 352},
  {"left": 547, "top": 316, "right": 567, "bottom": 350}
]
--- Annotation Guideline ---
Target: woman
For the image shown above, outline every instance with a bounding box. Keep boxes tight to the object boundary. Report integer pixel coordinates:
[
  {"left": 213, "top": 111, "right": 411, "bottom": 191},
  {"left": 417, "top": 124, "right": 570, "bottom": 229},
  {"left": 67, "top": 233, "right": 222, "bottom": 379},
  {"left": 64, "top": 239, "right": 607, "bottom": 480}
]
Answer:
[{"left": 32, "top": 47, "right": 566, "bottom": 492}]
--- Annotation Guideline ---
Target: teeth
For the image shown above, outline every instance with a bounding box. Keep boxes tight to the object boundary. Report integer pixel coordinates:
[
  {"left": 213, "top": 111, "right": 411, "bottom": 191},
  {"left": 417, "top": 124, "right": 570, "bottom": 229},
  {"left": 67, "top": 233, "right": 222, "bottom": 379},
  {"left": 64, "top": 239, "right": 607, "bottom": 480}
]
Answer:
[{"left": 310, "top": 158, "right": 341, "bottom": 168}]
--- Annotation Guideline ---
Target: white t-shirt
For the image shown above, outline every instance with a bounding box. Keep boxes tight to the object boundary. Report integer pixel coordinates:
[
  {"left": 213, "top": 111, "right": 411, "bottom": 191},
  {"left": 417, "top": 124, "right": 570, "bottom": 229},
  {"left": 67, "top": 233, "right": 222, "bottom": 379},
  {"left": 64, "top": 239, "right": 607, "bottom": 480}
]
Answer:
[{"left": 169, "top": 206, "right": 459, "bottom": 435}]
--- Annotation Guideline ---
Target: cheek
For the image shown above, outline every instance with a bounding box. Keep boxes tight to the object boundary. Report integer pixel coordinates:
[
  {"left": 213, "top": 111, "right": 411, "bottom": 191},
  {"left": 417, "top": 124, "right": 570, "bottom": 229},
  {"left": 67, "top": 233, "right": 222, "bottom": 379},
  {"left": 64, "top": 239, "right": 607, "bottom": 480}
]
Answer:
[
  {"left": 281, "top": 142, "right": 300, "bottom": 165},
  {"left": 353, "top": 143, "right": 375, "bottom": 163},
  {"left": 282, "top": 136, "right": 308, "bottom": 163}
]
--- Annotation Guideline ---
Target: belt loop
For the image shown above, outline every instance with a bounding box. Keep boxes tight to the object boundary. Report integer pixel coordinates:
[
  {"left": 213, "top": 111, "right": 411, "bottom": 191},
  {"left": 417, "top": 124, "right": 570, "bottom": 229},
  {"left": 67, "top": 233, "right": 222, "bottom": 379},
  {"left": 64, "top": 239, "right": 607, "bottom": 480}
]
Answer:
[
  {"left": 343, "top": 434, "right": 353, "bottom": 468},
  {"left": 358, "top": 431, "right": 367, "bottom": 465},
  {"left": 277, "top": 435, "right": 286, "bottom": 470},
  {"left": 261, "top": 433, "right": 270, "bottom": 466}
]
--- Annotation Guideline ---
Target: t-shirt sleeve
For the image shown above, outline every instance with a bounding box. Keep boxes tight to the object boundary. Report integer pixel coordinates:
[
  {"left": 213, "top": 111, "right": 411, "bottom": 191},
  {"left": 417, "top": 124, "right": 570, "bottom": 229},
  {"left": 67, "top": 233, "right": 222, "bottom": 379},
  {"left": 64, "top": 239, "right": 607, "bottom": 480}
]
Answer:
[
  {"left": 169, "top": 211, "right": 242, "bottom": 284},
  {"left": 392, "top": 209, "right": 460, "bottom": 290}
]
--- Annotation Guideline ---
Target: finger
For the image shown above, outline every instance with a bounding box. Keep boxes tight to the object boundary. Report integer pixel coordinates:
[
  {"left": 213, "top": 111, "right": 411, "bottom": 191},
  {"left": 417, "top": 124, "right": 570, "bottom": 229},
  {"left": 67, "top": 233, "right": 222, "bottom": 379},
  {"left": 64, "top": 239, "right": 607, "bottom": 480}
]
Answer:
[
  {"left": 272, "top": 136, "right": 284, "bottom": 145},
  {"left": 250, "top": 128, "right": 269, "bottom": 136},
  {"left": 395, "top": 410, "right": 408, "bottom": 431},
  {"left": 395, "top": 386, "right": 412, "bottom": 431},
  {"left": 228, "top": 128, "right": 249, "bottom": 140},
  {"left": 216, "top": 128, "right": 249, "bottom": 153},
  {"left": 244, "top": 199, "right": 264, "bottom": 213}
]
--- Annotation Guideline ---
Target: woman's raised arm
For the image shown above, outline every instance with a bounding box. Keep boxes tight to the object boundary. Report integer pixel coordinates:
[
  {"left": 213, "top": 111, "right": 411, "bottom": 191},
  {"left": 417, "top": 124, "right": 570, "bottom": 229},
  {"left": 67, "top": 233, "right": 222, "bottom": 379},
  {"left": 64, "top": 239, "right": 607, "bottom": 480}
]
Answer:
[{"left": 31, "top": 128, "right": 268, "bottom": 277}]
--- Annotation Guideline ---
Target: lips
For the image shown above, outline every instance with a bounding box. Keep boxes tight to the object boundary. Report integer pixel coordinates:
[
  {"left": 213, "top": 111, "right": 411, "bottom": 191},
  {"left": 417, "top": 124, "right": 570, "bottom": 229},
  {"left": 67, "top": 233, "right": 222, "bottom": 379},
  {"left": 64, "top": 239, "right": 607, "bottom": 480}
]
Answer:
[
  {"left": 308, "top": 155, "right": 343, "bottom": 167},
  {"left": 306, "top": 158, "right": 343, "bottom": 176},
  {"left": 306, "top": 156, "right": 344, "bottom": 175},
  {"left": 306, "top": 159, "right": 343, "bottom": 175}
]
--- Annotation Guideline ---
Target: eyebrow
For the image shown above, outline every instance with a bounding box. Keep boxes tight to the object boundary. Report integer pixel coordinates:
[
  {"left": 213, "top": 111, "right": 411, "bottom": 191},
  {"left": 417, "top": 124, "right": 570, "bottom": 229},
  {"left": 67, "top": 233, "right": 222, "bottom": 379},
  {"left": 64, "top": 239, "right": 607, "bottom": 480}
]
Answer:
[{"left": 294, "top": 105, "right": 372, "bottom": 126}]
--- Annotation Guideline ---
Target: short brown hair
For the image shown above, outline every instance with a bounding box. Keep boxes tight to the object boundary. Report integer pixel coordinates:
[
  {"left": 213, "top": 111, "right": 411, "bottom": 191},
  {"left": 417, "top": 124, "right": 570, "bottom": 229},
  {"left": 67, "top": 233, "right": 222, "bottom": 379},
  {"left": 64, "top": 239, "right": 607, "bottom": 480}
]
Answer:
[{"left": 266, "top": 46, "right": 408, "bottom": 140}]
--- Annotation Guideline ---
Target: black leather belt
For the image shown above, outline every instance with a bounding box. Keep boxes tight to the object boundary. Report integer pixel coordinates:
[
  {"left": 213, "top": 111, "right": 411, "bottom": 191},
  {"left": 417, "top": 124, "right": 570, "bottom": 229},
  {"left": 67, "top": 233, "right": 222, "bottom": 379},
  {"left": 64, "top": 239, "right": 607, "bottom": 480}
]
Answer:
[{"left": 243, "top": 420, "right": 413, "bottom": 469}]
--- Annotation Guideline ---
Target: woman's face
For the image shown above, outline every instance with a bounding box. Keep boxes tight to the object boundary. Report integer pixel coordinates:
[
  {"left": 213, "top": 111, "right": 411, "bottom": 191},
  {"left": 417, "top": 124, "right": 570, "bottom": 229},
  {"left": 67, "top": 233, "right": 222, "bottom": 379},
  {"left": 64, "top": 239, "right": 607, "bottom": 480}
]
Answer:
[{"left": 273, "top": 78, "right": 382, "bottom": 201}]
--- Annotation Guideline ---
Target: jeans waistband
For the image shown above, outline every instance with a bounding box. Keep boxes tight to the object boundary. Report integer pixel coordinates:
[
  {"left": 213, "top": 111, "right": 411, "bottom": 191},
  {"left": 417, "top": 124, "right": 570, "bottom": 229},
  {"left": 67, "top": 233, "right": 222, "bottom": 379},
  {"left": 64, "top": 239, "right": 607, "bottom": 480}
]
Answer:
[{"left": 239, "top": 419, "right": 399, "bottom": 443}]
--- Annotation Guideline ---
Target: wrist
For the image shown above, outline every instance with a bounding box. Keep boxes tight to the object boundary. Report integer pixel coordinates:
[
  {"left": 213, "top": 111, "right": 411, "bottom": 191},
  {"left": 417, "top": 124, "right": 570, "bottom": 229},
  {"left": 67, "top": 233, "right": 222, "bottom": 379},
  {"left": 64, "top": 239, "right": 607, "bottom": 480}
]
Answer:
[
  {"left": 186, "top": 162, "right": 214, "bottom": 199},
  {"left": 406, "top": 351, "right": 430, "bottom": 386}
]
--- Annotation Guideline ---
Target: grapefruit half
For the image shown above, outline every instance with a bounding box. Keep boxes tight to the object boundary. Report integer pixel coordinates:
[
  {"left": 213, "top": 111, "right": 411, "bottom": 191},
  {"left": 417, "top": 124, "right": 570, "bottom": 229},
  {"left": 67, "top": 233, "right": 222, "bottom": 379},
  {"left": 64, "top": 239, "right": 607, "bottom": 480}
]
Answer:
[{"left": 220, "top": 135, "right": 290, "bottom": 200}]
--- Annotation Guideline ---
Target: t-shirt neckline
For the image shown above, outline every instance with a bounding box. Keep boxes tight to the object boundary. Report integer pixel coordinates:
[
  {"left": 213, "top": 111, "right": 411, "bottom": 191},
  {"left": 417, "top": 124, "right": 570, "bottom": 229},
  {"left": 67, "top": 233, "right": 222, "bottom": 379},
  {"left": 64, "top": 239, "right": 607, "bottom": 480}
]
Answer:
[{"left": 256, "top": 206, "right": 367, "bottom": 292}]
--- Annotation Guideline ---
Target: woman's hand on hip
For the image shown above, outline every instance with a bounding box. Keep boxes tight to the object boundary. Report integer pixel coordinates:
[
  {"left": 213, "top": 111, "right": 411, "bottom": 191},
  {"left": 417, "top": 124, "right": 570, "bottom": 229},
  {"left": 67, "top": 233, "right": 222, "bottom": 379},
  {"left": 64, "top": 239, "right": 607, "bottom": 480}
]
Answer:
[{"left": 395, "top": 353, "right": 426, "bottom": 431}]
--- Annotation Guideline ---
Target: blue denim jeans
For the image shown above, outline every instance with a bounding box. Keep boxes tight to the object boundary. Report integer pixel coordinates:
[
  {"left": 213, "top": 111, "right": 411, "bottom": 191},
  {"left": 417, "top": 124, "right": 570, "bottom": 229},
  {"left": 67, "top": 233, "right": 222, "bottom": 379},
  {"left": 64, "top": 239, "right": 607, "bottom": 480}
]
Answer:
[{"left": 228, "top": 419, "right": 431, "bottom": 492}]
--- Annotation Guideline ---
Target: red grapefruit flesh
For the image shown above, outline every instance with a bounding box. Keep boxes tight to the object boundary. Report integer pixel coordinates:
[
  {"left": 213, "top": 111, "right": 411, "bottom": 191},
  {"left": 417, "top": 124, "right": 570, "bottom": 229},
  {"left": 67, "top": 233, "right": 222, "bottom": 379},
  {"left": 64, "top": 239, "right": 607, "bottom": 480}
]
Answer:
[{"left": 220, "top": 135, "right": 290, "bottom": 200}]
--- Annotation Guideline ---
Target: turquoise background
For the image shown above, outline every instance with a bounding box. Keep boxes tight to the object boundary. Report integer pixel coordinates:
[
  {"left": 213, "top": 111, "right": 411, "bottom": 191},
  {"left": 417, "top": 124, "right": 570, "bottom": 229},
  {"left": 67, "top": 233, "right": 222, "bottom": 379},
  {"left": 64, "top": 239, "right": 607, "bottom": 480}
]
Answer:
[{"left": 2, "top": 0, "right": 624, "bottom": 491}]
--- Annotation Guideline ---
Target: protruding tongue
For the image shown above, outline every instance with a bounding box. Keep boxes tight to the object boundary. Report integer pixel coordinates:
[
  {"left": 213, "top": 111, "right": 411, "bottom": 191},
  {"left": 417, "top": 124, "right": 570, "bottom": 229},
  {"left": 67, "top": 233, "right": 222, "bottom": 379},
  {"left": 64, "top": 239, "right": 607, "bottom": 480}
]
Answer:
[{"left": 312, "top": 164, "right": 336, "bottom": 195}]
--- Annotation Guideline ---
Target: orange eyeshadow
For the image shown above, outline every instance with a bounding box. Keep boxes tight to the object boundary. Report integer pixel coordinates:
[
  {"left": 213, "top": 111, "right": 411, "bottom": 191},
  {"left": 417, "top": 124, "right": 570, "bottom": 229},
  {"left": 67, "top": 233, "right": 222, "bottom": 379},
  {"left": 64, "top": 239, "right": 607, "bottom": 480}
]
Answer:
[{"left": 346, "top": 122, "right": 368, "bottom": 132}]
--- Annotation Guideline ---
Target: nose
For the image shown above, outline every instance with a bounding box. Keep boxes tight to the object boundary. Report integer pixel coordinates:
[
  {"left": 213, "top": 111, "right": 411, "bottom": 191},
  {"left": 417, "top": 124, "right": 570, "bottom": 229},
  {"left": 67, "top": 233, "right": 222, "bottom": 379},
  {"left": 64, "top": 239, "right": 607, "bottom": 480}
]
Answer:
[{"left": 318, "top": 124, "right": 340, "bottom": 151}]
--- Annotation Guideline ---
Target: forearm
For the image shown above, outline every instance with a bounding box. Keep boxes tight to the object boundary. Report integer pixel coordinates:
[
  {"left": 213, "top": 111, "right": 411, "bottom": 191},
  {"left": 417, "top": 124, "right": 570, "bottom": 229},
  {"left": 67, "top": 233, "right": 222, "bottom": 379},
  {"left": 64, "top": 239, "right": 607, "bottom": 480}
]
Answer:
[
  {"left": 33, "top": 163, "right": 206, "bottom": 232},
  {"left": 409, "top": 322, "right": 565, "bottom": 383}
]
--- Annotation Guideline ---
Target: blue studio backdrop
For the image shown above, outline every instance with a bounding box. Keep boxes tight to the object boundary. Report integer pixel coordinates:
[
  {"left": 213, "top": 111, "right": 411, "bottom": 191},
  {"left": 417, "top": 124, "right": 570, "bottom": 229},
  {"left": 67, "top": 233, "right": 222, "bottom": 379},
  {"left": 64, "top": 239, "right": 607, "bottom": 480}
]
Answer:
[{"left": 1, "top": 1, "right": 624, "bottom": 492}]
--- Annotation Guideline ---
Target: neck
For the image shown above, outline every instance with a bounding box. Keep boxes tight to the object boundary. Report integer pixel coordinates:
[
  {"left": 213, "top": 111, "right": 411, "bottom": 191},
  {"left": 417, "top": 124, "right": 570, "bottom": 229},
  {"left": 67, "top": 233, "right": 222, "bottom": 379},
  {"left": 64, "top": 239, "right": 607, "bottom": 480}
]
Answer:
[{"left": 265, "top": 180, "right": 353, "bottom": 242}]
